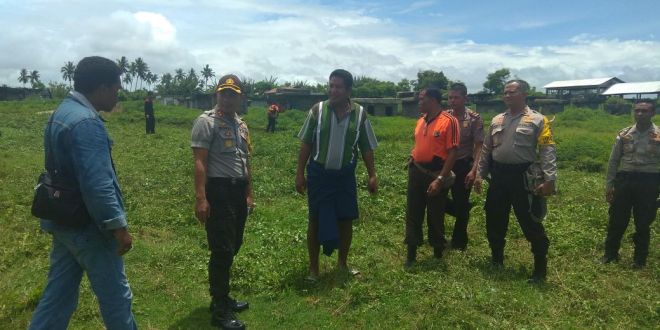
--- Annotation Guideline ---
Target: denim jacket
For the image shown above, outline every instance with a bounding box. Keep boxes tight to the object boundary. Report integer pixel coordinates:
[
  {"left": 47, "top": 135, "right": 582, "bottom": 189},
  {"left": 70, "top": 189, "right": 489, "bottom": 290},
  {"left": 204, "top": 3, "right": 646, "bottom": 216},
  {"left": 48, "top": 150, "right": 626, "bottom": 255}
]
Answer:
[{"left": 40, "top": 92, "right": 127, "bottom": 231}]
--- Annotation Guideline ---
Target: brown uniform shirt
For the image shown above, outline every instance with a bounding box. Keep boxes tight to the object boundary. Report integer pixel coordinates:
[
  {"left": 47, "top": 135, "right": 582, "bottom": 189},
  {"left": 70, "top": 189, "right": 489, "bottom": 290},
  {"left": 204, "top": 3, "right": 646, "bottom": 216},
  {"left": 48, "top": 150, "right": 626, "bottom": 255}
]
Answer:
[
  {"left": 605, "top": 123, "right": 660, "bottom": 188},
  {"left": 446, "top": 108, "right": 484, "bottom": 160}
]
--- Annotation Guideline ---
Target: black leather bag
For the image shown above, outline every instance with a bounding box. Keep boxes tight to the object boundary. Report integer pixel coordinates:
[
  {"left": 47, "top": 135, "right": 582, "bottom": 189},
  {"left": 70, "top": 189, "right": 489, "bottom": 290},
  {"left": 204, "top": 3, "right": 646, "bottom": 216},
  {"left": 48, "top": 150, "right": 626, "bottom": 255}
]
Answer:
[{"left": 31, "top": 172, "right": 92, "bottom": 228}]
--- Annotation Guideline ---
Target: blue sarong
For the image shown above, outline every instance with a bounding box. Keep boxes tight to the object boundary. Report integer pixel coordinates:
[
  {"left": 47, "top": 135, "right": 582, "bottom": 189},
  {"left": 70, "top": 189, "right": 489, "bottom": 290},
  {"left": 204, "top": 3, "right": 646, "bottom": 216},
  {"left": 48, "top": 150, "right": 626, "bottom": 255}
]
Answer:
[{"left": 306, "top": 161, "right": 359, "bottom": 256}]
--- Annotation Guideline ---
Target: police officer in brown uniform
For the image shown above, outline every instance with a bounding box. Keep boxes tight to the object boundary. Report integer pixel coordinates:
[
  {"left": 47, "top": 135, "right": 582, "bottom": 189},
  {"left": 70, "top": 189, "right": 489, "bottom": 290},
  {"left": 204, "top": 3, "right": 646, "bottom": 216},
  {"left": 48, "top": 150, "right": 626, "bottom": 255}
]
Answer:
[
  {"left": 192, "top": 75, "right": 253, "bottom": 329},
  {"left": 474, "top": 79, "right": 557, "bottom": 283},
  {"left": 445, "top": 82, "right": 484, "bottom": 250},
  {"left": 602, "top": 101, "right": 659, "bottom": 268}
]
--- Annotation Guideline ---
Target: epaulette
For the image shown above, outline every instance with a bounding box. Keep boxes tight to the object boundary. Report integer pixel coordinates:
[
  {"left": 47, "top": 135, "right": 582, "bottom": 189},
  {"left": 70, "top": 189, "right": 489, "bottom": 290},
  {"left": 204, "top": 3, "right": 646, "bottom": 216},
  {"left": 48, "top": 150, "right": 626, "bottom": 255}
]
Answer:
[
  {"left": 491, "top": 113, "right": 505, "bottom": 125},
  {"left": 466, "top": 109, "right": 480, "bottom": 118},
  {"left": 618, "top": 126, "right": 633, "bottom": 137}
]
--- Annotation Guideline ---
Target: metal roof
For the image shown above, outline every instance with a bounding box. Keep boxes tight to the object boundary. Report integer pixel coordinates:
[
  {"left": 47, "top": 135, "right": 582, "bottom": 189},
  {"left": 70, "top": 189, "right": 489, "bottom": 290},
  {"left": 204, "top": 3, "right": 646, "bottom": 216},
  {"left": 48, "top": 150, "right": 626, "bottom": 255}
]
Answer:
[
  {"left": 543, "top": 77, "right": 622, "bottom": 89},
  {"left": 602, "top": 81, "right": 660, "bottom": 95}
]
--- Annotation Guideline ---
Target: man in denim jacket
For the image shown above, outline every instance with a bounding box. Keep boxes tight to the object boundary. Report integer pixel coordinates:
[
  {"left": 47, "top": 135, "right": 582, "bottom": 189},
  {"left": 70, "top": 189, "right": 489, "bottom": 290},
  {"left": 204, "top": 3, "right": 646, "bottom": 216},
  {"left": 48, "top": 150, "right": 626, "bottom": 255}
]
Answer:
[{"left": 29, "top": 56, "right": 137, "bottom": 330}]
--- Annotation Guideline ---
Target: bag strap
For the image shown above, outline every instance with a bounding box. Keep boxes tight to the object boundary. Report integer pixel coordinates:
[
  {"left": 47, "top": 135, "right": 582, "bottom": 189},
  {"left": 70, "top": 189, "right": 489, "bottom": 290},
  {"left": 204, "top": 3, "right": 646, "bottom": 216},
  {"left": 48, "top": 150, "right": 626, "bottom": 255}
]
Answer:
[
  {"left": 44, "top": 96, "right": 117, "bottom": 182},
  {"left": 44, "top": 111, "right": 57, "bottom": 174}
]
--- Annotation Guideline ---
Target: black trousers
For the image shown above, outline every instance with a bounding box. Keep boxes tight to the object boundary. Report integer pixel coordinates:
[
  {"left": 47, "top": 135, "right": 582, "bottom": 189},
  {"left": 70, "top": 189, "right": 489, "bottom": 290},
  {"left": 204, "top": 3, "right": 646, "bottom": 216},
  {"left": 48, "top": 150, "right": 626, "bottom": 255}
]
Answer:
[
  {"left": 266, "top": 117, "right": 276, "bottom": 132},
  {"left": 405, "top": 164, "right": 450, "bottom": 248},
  {"left": 146, "top": 116, "right": 155, "bottom": 134},
  {"left": 485, "top": 165, "right": 549, "bottom": 257},
  {"left": 605, "top": 172, "right": 659, "bottom": 260},
  {"left": 447, "top": 157, "right": 473, "bottom": 246},
  {"left": 205, "top": 178, "right": 248, "bottom": 300}
]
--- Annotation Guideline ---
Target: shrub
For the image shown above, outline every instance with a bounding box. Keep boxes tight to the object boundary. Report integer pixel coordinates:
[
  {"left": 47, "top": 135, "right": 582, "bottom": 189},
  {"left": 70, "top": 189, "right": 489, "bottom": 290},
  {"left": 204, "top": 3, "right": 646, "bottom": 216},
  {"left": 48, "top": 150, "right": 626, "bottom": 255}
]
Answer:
[{"left": 603, "top": 97, "right": 632, "bottom": 115}]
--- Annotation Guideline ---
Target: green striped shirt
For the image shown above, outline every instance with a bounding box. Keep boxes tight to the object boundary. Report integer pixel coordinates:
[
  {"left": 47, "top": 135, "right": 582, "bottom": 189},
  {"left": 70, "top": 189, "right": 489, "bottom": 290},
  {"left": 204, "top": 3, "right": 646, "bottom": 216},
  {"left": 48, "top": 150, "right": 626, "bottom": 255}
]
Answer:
[{"left": 298, "top": 100, "right": 378, "bottom": 170}]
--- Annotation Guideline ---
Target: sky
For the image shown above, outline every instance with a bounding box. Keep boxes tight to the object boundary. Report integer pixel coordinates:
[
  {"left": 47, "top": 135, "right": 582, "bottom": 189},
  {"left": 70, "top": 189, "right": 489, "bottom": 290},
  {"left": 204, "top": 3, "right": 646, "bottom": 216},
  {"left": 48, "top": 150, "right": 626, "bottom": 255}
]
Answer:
[{"left": 1, "top": 0, "right": 659, "bottom": 92}]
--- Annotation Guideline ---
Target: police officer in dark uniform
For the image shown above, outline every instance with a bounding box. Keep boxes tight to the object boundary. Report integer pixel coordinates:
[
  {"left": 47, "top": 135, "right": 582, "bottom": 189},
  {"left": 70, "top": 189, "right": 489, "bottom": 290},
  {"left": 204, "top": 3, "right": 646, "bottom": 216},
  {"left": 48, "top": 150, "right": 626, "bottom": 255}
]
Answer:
[
  {"left": 602, "top": 100, "right": 659, "bottom": 268},
  {"left": 474, "top": 79, "right": 557, "bottom": 284},
  {"left": 144, "top": 92, "right": 155, "bottom": 134},
  {"left": 192, "top": 74, "right": 253, "bottom": 329}
]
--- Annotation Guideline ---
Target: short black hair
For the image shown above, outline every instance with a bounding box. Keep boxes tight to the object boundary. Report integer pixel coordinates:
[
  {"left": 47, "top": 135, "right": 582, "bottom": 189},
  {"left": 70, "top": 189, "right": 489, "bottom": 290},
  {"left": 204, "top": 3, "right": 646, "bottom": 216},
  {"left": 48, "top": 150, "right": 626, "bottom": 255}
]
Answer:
[
  {"left": 329, "top": 69, "right": 353, "bottom": 89},
  {"left": 505, "top": 79, "right": 530, "bottom": 93},
  {"left": 74, "top": 56, "right": 121, "bottom": 94},
  {"left": 423, "top": 88, "right": 443, "bottom": 103},
  {"left": 449, "top": 82, "right": 468, "bottom": 96}
]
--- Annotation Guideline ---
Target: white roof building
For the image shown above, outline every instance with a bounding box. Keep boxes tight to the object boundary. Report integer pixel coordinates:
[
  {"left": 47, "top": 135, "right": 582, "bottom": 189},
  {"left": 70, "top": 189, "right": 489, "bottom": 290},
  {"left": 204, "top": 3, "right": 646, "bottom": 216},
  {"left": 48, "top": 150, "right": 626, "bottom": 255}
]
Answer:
[
  {"left": 602, "top": 81, "right": 660, "bottom": 98},
  {"left": 543, "top": 77, "right": 624, "bottom": 98}
]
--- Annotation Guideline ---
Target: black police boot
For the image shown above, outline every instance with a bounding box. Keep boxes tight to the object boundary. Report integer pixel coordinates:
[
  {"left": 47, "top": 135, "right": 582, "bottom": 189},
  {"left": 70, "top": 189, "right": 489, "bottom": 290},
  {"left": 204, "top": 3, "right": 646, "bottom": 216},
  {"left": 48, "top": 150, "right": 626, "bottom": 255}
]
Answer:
[
  {"left": 632, "top": 251, "right": 647, "bottom": 269},
  {"left": 228, "top": 296, "right": 249, "bottom": 312},
  {"left": 405, "top": 245, "right": 417, "bottom": 268},
  {"left": 433, "top": 246, "right": 444, "bottom": 259},
  {"left": 600, "top": 252, "right": 619, "bottom": 264},
  {"left": 211, "top": 298, "right": 245, "bottom": 330},
  {"left": 527, "top": 255, "right": 547, "bottom": 284},
  {"left": 211, "top": 296, "right": 249, "bottom": 313},
  {"left": 491, "top": 249, "right": 504, "bottom": 267}
]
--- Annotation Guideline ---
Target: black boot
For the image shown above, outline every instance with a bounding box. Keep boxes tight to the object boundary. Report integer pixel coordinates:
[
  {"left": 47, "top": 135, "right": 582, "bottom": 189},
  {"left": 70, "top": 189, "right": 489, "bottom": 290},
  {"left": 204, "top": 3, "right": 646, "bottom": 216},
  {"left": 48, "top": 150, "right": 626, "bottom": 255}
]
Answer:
[
  {"left": 491, "top": 249, "right": 504, "bottom": 267},
  {"left": 600, "top": 253, "right": 619, "bottom": 264},
  {"left": 433, "top": 246, "right": 444, "bottom": 259},
  {"left": 528, "top": 255, "right": 547, "bottom": 284},
  {"left": 633, "top": 251, "right": 647, "bottom": 269},
  {"left": 405, "top": 245, "right": 417, "bottom": 268},
  {"left": 210, "top": 296, "right": 249, "bottom": 313},
  {"left": 211, "top": 298, "right": 245, "bottom": 329}
]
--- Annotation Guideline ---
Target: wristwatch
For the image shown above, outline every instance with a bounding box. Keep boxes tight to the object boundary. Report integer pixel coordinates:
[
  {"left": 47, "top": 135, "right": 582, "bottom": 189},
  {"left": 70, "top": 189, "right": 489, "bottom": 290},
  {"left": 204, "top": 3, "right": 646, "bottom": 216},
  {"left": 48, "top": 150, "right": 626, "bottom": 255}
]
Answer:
[{"left": 436, "top": 175, "right": 444, "bottom": 182}]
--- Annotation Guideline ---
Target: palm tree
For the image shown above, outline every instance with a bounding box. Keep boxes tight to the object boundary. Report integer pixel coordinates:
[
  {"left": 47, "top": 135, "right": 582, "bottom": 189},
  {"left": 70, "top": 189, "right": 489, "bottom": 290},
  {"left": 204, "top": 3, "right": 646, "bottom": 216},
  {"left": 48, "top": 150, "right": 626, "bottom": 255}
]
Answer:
[
  {"left": 116, "top": 56, "right": 129, "bottom": 76},
  {"left": 144, "top": 71, "right": 158, "bottom": 91},
  {"left": 122, "top": 74, "right": 133, "bottom": 90},
  {"left": 18, "top": 68, "right": 29, "bottom": 87},
  {"left": 158, "top": 73, "right": 173, "bottom": 95},
  {"left": 134, "top": 57, "right": 148, "bottom": 90},
  {"left": 29, "top": 70, "right": 41, "bottom": 88},
  {"left": 61, "top": 61, "right": 76, "bottom": 87},
  {"left": 160, "top": 73, "right": 172, "bottom": 86},
  {"left": 128, "top": 62, "right": 138, "bottom": 91},
  {"left": 201, "top": 64, "right": 215, "bottom": 89},
  {"left": 149, "top": 73, "right": 159, "bottom": 91},
  {"left": 174, "top": 68, "right": 185, "bottom": 82}
]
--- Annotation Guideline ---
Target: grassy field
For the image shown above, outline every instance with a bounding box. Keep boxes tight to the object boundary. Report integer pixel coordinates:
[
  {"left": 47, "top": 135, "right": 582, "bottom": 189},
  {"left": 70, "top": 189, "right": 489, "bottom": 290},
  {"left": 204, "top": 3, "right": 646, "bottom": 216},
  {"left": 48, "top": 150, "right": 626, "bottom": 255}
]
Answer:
[{"left": 0, "top": 99, "right": 657, "bottom": 329}]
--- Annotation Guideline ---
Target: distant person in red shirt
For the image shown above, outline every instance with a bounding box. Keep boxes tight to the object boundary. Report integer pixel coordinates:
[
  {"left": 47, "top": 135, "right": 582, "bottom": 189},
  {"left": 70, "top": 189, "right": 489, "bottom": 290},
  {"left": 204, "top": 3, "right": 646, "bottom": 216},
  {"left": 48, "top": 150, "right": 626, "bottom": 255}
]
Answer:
[
  {"left": 404, "top": 87, "right": 460, "bottom": 267},
  {"left": 266, "top": 103, "right": 280, "bottom": 132}
]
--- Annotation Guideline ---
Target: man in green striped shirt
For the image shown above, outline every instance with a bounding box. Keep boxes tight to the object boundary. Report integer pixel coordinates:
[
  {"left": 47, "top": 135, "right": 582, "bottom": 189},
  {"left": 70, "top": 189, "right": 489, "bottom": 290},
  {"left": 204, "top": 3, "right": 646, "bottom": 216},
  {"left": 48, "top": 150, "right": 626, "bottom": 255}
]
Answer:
[{"left": 295, "top": 69, "right": 378, "bottom": 280}]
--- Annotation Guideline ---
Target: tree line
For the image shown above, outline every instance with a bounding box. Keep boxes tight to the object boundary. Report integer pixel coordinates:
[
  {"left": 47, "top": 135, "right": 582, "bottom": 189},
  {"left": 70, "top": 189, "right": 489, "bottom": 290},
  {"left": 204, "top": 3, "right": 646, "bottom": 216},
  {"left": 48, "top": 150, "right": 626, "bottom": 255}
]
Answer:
[{"left": 17, "top": 57, "right": 525, "bottom": 99}]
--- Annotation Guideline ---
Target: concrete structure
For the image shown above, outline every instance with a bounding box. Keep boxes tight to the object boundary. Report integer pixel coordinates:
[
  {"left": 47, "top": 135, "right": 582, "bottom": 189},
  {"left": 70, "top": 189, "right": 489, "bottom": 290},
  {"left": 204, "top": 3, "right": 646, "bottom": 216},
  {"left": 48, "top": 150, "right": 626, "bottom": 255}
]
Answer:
[
  {"left": 353, "top": 97, "right": 418, "bottom": 117},
  {"left": 544, "top": 77, "right": 624, "bottom": 99},
  {"left": 264, "top": 87, "right": 326, "bottom": 111},
  {"left": 0, "top": 86, "right": 50, "bottom": 101}
]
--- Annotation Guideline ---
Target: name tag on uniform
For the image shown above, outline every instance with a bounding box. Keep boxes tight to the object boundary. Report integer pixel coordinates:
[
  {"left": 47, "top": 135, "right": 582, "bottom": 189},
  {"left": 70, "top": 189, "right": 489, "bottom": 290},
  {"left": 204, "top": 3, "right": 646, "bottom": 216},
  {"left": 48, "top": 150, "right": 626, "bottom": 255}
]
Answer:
[
  {"left": 225, "top": 140, "right": 234, "bottom": 147},
  {"left": 463, "top": 121, "right": 469, "bottom": 128}
]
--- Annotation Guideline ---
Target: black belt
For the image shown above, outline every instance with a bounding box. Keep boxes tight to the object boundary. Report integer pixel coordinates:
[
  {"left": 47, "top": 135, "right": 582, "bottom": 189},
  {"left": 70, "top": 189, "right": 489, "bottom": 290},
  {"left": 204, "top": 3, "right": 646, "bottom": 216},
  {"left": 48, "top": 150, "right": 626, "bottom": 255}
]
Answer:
[
  {"left": 208, "top": 177, "right": 248, "bottom": 186},
  {"left": 492, "top": 161, "right": 531, "bottom": 173},
  {"left": 411, "top": 160, "right": 444, "bottom": 172},
  {"left": 616, "top": 171, "right": 660, "bottom": 181}
]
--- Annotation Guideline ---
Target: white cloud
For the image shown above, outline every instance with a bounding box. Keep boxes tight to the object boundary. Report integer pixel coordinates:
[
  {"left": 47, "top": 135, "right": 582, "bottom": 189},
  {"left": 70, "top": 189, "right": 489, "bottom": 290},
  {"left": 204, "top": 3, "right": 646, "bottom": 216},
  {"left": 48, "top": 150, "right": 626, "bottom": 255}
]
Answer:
[
  {"left": 398, "top": 1, "right": 436, "bottom": 14},
  {"left": 1, "top": 1, "right": 659, "bottom": 95}
]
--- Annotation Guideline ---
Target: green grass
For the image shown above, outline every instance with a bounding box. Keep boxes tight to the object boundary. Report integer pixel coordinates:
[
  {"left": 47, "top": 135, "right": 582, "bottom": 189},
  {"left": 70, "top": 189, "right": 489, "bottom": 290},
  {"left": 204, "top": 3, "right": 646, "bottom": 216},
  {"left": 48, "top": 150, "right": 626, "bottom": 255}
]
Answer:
[{"left": 0, "top": 100, "right": 657, "bottom": 329}]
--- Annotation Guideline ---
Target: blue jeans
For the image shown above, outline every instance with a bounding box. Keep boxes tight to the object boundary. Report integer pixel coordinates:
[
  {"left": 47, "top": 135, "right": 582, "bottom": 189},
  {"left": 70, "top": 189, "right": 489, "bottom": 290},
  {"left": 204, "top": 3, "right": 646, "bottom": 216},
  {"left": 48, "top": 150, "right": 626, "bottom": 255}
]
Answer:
[{"left": 29, "top": 225, "right": 137, "bottom": 330}]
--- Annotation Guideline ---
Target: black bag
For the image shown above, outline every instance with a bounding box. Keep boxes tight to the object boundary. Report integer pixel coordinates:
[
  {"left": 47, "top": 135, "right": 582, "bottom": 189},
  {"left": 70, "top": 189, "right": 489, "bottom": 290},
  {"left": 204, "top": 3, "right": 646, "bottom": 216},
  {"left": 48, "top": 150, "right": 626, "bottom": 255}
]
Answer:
[
  {"left": 30, "top": 108, "right": 92, "bottom": 228},
  {"left": 31, "top": 172, "right": 92, "bottom": 228}
]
